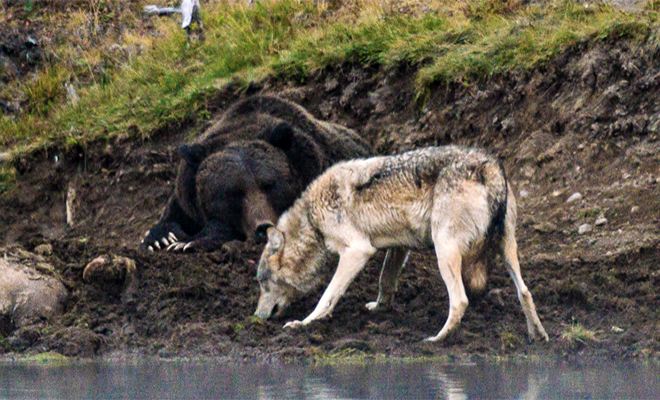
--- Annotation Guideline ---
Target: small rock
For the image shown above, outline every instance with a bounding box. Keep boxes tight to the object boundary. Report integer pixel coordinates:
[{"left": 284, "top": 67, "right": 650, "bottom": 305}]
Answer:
[
  {"left": 65, "top": 83, "right": 79, "bottom": 105},
  {"left": 340, "top": 81, "right": 359, "bottom": 107},
  {"left": 1, "top": 251, "right": 68, "bottom": 330},
  {"left": 83, "top": 255, "right": 139, "bottom": 305},
  {"left": 520, "top": 164, "right": 535, "bottom": 178},
  {"left": 533, "top": 222, "right": 558, "bottom": 233},
  {"left": 566, "top": 192, "right": 583, "bottom": 203},
  {"left": 611, "top": 326, "right": 624, "bottom": 333},
  {"left": 530, "top": 253, "right": 556, "bottom": 264},
  {"left": 33, "top": 244, "right": 53, "bottom": 256},
  {"left": 595, "top": 217, "right": 608, "bottom": 226},
  {"left": 486, "top": 288, "right": 505, "bottom": 306},
  {"left": 630, "top": 206, "right": 639, "bottom": 213},
  {"left": 519, "top": 190, "right": 530, "bottom": 198},
  {"left": 324, "top": 78, "right": 339, "bottom": 92},
  {"left": 578, "top": 224, "right": 593, "bottom": 234}
]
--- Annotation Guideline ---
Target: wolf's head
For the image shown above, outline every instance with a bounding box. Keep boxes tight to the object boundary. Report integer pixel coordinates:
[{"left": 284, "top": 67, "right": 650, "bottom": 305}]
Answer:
[{"left": 254, "top": 227, "right": 297, "bottom": 319}]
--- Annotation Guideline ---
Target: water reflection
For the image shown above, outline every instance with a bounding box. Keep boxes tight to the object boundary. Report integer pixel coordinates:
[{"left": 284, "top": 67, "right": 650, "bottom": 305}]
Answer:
[{"left": 1, "top": 359, "right": 659, "bottom": 399}]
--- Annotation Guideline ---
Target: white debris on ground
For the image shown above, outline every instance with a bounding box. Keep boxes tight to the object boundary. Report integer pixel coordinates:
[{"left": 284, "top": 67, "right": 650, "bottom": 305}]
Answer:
[{"left": 144, "top": 0, "right": 202, "bottom": 30}]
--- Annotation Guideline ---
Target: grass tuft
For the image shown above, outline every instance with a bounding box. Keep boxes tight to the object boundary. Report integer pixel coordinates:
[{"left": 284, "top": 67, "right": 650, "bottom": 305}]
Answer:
[{"left": 560, "top": 322, "right": 600, "bottom": 348}]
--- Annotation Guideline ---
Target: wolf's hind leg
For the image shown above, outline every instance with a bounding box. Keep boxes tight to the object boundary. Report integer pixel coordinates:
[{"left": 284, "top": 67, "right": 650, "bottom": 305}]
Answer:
[
  {"left": 502, "top": 226, "right": 549, "bottom": 341},
  {"left": 366, "top": 247, "right": 410, "bottom": 311},
  {"left": 425, "top": 235, "right": 468, "bottom": 343},
  {"left": 284, "top": 241, "right": 376, "bottom": 329}
]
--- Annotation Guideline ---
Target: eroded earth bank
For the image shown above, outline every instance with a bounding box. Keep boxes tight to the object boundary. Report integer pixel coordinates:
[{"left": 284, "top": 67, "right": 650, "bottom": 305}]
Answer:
[{"left": 1, "top": 36, "right": 660, "bottom": 362}]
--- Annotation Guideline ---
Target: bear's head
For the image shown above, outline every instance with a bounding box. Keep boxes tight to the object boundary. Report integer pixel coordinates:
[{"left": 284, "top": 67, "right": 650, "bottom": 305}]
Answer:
[{"left": 177, "top": 122, "right": 321, "bottom": 246}]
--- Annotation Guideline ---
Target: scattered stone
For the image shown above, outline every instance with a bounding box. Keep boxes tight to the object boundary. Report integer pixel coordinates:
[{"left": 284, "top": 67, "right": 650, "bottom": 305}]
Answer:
[
  {"left": 0, "top": 153, "right": 9, "bottom": 162},
  {"left": 520, "top": 164, "right": 535, "bottom": 178},
  {"left": 611, "top": 326, "right": 624, "bottom": 333},
  {"left": 65, "top": 83, "right": 79, "bottom": 105},
  {"left": 530, "top": 253, "right": 556, "bottom": 264},
  {"left": 317, "top": 101, "right": 333, "bottom": 119},
  {"left": 630, "top": 206, "right": 639, "bottom": 213},
  {"left": 533, "top": 222, "right": 558, "bottom": 233},
  {"left": 595, "top": 216, "right": 608, "bottom": 226},
  {"left": 83, "top": 255, "right": 139, "bottom": 305},
  {"left": 519, "top": 190, "right": 530, "bottom": 198},
  {"left": 340, "top": 81, "right": 360, "bottom": 107},
  {"left": 486, "top": 288, "right": 505, "bottom": 306},
  {"left": 578, "top": 223, "right": 593, "bottom": 234},
  {"left": 0, "top": 248, "right": 68, "bottom": 332},
  {"left": 33, "top": 244, "right": 53, "bottom": 256},
  {"left": 324, "top": 77, "right": 339, "bottom": 92},
  {"left": 368, "top": 84, "right": 392, "bottom": 114},
  {"left": 566, "top": 192, "right": 583, "bottom": 203}
]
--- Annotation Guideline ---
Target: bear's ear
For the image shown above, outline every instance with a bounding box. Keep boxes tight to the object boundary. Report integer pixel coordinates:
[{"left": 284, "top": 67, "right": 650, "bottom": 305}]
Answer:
[
  {"left": 260, "top": 122, "right": 295, "bottom": 150},
  {"left": 178, "top": 144, "right": 207, "bottom": 166},
  {"left": 255, "top": 222, "right": 275, "bottom": 244}
]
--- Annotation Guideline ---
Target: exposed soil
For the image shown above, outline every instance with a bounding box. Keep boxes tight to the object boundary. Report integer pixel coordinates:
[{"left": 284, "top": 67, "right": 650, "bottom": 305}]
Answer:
[{"left": 1, "top": 35, "right": 660, "bottom": 362}]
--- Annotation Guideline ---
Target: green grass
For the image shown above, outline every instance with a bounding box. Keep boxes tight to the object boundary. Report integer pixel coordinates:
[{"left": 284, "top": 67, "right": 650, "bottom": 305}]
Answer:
[
  {"left": 560, "top": 322, "right": 600, "bottom": 348},
  {"left": 0, "top": 0, "right": 657, "bottom": 191}
]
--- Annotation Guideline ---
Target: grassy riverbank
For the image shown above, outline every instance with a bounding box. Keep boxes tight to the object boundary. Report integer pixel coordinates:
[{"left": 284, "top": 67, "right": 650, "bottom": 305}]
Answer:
[{"left": 1, "top": 0, "right": 657, "bottom": 165}]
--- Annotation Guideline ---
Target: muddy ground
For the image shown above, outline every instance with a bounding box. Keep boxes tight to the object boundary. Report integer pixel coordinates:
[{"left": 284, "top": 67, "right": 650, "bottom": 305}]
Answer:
[{"left": 1, "top": 35, "right": 660, "bottom": 362}]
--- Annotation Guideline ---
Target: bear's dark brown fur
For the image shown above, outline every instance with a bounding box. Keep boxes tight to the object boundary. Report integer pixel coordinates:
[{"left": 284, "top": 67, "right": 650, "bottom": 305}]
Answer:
[{"left": 142, "top": 95, "right": 370, "bottom": 252}]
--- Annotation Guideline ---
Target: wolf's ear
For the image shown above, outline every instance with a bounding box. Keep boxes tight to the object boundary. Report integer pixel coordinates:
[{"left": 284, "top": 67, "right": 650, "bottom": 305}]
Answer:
[
  {"left": 267, "top": 227, "right": 285, "bottom": 252},
  {"left": 260, "top": 122, "right": 295, "bottom": 151}
]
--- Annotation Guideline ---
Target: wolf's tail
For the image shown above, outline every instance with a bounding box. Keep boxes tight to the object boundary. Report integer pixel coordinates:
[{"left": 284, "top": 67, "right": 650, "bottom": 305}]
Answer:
[{"left": 464, "top": 158, "right": 509, "bottom": 293}]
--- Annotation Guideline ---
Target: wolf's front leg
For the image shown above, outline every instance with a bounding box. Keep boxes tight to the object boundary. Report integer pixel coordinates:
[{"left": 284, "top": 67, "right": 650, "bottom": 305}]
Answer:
[
  {"left": 366, "top": 248, "right": 410, "bottom": 311},
  {"left": 284, "top": 242, "right": 376, "bottom": 329}
]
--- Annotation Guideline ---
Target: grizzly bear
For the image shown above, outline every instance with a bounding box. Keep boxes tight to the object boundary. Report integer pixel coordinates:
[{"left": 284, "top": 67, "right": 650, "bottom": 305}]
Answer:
[{"left": 141, "top": 95, "right": 370, "bottom": 252}]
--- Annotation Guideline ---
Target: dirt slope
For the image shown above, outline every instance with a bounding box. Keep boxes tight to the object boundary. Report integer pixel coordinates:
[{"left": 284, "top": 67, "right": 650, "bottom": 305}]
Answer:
[{"left": 1, "top": 36, "right": 659, "bottom": 361}]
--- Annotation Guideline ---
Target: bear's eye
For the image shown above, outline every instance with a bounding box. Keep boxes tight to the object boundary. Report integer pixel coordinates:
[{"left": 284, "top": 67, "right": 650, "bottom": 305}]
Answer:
[
  {"left": 260, "top": 181, "right": 276, "bottom": 192},
  {"left": 222, "top": 187, "right": 242, "bottom": 198}
]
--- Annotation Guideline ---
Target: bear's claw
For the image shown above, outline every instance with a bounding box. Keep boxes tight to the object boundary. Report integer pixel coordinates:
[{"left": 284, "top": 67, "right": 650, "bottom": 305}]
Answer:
[{"left": 167, "top": 241, "right": 193, "bottom": 252}]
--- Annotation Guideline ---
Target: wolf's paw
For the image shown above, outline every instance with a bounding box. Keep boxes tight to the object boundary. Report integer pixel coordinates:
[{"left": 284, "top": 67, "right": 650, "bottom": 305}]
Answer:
[
  {"left": 529, "top": 325, "right": 550, "bottom": 342},
  {"left": 423, "top": 335, "right": 442, "bottom": 343},
  {"left": 283, "top": 320, "right": 304, "bottom": 330},
  {"left": 365, "top": 301, "right": 392, "bottom": 313}
]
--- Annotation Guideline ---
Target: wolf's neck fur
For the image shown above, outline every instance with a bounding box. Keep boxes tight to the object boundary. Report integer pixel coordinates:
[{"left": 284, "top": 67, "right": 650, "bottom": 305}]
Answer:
[{"left": 277, "top": 199, "right": 330, "bottom": 294}]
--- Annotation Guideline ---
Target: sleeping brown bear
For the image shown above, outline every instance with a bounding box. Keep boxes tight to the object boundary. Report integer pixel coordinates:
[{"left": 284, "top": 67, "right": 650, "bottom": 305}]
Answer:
[{"left": 141, "top": 95, "right": 370, "bottom": 252}]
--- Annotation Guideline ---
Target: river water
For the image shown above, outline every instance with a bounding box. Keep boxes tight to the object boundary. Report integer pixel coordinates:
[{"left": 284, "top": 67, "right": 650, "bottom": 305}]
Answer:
[{"left": 1, "top": 358, "right": 659, "bottom": 399}]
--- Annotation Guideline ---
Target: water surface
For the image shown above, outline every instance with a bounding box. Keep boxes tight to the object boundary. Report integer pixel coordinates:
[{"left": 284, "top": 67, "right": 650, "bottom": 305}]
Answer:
[{"left": 2, "top": 359, "right": 659, "bottom": 399}]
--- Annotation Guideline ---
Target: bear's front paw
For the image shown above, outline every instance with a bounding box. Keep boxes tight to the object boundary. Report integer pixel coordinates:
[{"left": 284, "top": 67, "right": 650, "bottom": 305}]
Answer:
[
  {"left": 141, "top": 223, "right": 188, "bottom": 252},
  {"left": 283, "top": 320, "right": 304, "bottom": 330}
]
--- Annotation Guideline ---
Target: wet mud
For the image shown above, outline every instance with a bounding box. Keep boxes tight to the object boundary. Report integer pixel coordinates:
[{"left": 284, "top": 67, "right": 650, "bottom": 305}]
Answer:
[{"left": 1, "top": 37, "right": 660, "bottom": 361}]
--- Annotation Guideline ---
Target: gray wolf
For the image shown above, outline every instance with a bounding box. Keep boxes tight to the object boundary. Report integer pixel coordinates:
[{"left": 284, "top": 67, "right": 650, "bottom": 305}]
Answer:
[
  {"left": 141, "top": 95, "right": 370, "bottom": 252},
  {"left": 254, "top": 146, "right": 549, "bottom": 342}
]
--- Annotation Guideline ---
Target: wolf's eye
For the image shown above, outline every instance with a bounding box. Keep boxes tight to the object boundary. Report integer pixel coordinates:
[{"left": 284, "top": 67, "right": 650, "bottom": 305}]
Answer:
[{"left": 257, "top": 267, "right": 271, "bottom": 283}]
